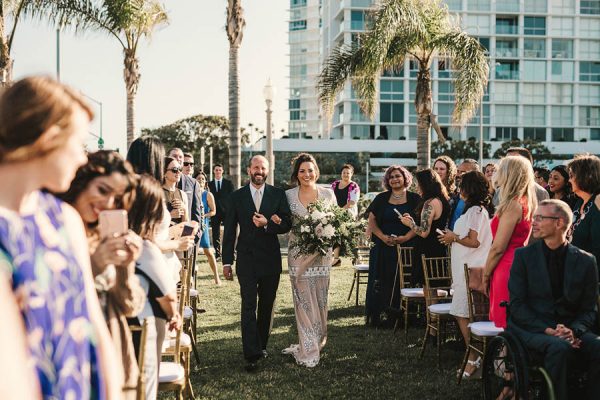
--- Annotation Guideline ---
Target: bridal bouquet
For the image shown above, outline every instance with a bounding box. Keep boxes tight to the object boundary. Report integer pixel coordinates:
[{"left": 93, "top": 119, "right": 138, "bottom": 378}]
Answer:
[{"left": 291, "top": 200, "right": 367, "bottom": 257}]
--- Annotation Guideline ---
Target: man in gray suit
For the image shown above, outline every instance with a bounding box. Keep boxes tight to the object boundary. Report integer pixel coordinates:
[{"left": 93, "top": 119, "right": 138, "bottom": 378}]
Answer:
[{"left": 508, "top": 199, "right": 600, "bottom": 400}]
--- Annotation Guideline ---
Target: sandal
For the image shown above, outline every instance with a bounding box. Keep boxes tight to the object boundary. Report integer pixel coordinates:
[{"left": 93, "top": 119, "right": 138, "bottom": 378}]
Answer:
[{"left": 457, "top": 356, "right": 481, "bottom": 379}]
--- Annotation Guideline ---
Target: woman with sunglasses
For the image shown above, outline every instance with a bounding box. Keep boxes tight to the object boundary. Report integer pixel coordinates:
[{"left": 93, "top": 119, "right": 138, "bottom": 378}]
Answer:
[{"left": 162, "top": 156, "right": 188, "bottom": 225}]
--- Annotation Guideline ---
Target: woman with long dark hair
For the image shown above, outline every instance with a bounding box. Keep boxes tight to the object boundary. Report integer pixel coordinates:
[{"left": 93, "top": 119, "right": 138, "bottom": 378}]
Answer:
[
  {"left": 548, "top": 165, "right": 577, "bottom": 210},
  {"left": 400, "top": 169, "right": 450, "bottom": 286}
]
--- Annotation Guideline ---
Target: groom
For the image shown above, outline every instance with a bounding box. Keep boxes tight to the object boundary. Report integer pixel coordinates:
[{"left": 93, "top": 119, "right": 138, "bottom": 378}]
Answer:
[{"left": 222, "top": 155, "right": 292, "bottom": 371}]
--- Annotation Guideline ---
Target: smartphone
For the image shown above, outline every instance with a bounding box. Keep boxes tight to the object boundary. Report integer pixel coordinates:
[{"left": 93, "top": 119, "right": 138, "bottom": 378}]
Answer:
[
  {"left": 181, "top": 223, "right": 195, "bottom": 237},
  {"left": 393, "top": 209, "right": 402, "bottom": 216},
  {"left": 436, "top": 228, "right": 444, "bottom": 235},
  {"left": 98, "top": 210, "right": 128, "bottom": 239}
]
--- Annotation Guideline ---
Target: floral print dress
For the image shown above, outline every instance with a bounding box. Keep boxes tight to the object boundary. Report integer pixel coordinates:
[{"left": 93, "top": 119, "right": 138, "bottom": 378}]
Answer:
[
  {"left": 284, "top": 186, "right": 336, "bottom": 367},
  {"left": 0, "top": 191, "right": 104, "bottom": 400}
]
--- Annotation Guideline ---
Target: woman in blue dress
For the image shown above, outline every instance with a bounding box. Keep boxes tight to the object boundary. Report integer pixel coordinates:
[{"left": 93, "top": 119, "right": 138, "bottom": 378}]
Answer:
[
  {"left": 196, "top": 172, "right": 222, "bottom": 284},
  {"left": 0, "top": 77, "right": 120, "bottom": 399},
  {"left": 365, "top": 165, "right": 420, "bottom": 327}
]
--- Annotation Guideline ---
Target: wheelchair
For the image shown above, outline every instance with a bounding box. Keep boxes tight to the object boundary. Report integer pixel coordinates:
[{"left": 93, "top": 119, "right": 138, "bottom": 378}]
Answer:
[{"left": 482, "top": 303, "right": 590, "bottom": 400}]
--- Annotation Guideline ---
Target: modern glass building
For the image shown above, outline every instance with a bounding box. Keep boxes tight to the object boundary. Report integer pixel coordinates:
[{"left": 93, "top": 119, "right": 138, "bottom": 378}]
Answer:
[{"left": 287, "top": 0, "right": 600, "bottom": 158}]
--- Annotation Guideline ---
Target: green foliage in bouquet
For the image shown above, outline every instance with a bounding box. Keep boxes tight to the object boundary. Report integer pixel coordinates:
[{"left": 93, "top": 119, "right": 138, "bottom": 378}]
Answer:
[{"left": 290, "top": 200, "right": 367, "bottom": 258}]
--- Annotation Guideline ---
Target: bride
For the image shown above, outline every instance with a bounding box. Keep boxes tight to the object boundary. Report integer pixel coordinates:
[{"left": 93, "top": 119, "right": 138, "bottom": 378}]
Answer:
[{"left": 283, "top": 153, "right": 336, "bottom": 367}]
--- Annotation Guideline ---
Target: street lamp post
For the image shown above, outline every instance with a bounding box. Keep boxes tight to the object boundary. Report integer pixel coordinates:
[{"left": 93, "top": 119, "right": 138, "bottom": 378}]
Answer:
[
  {"left": 83, "top": 94, "right": 103, "bottom": 149},
  {"left": 263, "top": 79, "right": 276, "bottom": 185}
]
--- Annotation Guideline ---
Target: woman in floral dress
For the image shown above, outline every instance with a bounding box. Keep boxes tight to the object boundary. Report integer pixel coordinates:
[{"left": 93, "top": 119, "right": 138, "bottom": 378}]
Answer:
[{"left": 283, "top": 153, "right": 337, "bottom": 368}]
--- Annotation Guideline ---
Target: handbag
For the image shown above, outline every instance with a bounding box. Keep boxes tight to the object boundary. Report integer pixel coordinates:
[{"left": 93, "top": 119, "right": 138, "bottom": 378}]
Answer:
[{"left": 468, "top": 266, "right": 487, "bottom": 296}]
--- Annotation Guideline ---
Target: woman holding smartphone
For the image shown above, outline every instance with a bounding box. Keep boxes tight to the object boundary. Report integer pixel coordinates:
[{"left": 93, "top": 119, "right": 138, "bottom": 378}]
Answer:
[{"left": 162, "top": 156, "right": 188, "bottom": 225}]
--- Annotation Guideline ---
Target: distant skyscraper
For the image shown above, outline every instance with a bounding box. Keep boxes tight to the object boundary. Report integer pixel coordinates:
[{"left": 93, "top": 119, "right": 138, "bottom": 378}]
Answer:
[{"left": 288, "top": 0, "right": 600, "bottom": 156}]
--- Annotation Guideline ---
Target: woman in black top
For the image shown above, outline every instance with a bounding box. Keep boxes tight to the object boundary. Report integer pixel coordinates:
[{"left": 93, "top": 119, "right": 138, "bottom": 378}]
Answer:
[
  {"left": 568, "top": 155, "right": 600, "bottom": 264},
  {"left": 401, "top": 169, "right": 450, "bottom": 286},
  {"left": 548, "top": 165, "right": 577, "bottom": 210},
  {"left": 365, "top": 165, "right": 420, "bottom": 327}
]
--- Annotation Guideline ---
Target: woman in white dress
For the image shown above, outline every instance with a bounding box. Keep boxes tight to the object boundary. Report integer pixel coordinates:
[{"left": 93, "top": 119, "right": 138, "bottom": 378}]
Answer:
[
  {"left": 438, "top": 171, "right": 493, "bottom": 378},
  {"left": 283, "top": 153, "right": 337, "bottom": 368}
]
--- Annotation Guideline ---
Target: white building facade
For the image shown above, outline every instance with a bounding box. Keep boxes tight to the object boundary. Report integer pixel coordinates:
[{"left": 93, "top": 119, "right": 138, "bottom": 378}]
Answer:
[{"left": 285, "top": 0, "right": 600, "bottom": 160}]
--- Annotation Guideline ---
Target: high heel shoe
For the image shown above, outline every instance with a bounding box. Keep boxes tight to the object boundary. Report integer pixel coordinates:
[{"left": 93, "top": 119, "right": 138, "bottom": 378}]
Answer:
[{"left": 457, "top": 356, "right": 481, "bottom": 379}]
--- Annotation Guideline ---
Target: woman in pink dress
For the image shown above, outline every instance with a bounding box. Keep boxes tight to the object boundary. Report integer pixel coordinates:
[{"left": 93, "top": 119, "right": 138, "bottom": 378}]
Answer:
[{"left": 483, "top": 156, "right": 536, "bottom": 328}]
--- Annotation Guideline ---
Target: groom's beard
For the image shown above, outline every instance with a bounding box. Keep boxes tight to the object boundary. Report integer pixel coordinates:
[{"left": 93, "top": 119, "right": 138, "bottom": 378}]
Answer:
[{"left": 251, "top": 173, "right": 267, "bottom": 185}]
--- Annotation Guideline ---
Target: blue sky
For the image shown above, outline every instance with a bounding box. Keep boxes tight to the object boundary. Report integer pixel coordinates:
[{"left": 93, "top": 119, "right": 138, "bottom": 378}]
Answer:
[{"left": 12, "top": 1, "right": 288, "bottom": 153}]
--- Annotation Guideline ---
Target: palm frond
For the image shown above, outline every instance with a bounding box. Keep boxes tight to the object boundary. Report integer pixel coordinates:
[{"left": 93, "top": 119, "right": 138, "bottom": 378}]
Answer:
[{"left": 433, "top": 28, "right": 488, "bottom": 126}]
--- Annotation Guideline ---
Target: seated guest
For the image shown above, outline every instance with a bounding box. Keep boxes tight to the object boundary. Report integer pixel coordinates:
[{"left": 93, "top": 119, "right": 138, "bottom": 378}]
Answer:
[
  {"left": 58, "top": 151, "right": 145, "bottom": 397},
  {"left": 128, "top": 175, "right": 182, "bottom": 400},
  {"left": 548, "top": 165, "right": 577, "bottom": 210},
  {"left": 568, "top": 155, "right": 600, "bottom": 264},
  {"left": 365, "top": 165, "right": 420, "bottom": 327},
  {"left": 438, "top": 171, "right": 493, "bottom": 378},
  {"left": 508, "top": 199, "right": 600, "bottom": 400},
  {"left": 448, "top": 159, "right": 479, "bottom": 230}
]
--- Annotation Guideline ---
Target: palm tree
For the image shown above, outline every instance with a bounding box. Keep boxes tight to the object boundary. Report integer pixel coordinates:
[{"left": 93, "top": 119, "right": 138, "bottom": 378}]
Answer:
[
  {"left": 1, "top": 0, "right": 31, "bottom": 87},
  {"left": 37, "top": 0, "right": 168, "bottom": 148},
  {"left": 318, "top": 0, "right": 489, "bottom": 170},
  {"left": 226, "top": 0, "right": 245, "bottom": 188}
]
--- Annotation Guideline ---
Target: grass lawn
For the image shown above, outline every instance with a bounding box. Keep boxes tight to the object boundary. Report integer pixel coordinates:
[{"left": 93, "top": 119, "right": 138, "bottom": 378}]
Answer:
[{"left": 170, "top": 258, "right": 482, "bottom": 400}]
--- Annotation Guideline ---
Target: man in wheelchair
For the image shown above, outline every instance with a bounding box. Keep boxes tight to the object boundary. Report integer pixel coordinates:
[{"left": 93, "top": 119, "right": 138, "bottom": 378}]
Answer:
[{"left": 507, "top": 199, "right": 600, "bottom": 400}]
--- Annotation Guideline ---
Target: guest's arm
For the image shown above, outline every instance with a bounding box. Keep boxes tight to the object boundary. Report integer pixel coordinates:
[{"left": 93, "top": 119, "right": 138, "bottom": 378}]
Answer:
[
  {"left": 570, "top": 255, "right": 599, "bottom": 335},
  {"left": 368, "top": 212, "right": 395, "bottom": 246},
  {"left": 401, "top": 199, "right": 441, "bottom": 238},
  {"left": 508, "top": 249, "right": 549, "bottom": 333},
  {"left": 205, "top": 192, "right": 217, "bottom": 218}
]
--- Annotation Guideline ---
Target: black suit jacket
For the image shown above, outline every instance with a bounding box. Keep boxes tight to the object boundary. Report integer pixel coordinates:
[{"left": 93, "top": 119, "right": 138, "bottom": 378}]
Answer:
[
  {"left": 508, "top": 241, "right": 599, "bottom": 339},
  {"left": 208, "top": 178, "right": 234, "bottom": 218},
  {"left": 222, "top": 184, "right": 291, "bottom": 277},
  {"left": 178, "top": 174, "right": 203, "bottom": 226}
]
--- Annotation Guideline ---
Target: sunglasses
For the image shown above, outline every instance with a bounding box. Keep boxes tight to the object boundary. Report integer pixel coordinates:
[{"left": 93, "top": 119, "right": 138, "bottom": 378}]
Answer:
[
  {"left": 168, "top": 167, "right": 182, "bottom": 173},
  {"left": 183, "top": 162, "right": 194, "bottom": 167}
]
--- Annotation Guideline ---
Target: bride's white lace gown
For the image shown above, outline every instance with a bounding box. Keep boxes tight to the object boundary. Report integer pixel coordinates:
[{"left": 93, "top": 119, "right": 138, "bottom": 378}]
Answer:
[{"left": 284, "top": 186, "right": 336, "bottom": 367}]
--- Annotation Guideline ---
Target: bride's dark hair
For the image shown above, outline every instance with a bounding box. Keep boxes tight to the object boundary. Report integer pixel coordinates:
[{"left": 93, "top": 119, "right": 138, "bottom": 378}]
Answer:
[{"left": 290, "top": 153, "right": 320, "bottom": 186}]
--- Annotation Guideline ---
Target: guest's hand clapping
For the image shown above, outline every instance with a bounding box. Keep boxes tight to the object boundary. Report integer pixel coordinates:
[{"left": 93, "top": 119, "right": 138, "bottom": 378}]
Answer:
[{"left": 253, "top": 212, "right": 268, "bottom": 228}]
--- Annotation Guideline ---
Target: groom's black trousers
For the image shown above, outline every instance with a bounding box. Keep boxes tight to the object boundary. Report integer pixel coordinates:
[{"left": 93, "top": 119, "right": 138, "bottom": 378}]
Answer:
[{"left": 238, "top": 273, "right": 280, "bottom": 362}]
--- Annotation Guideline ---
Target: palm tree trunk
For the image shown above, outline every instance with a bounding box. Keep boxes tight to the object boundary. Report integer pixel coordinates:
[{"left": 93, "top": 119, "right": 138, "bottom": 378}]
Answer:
[
  {"left": 124, "top": 49, "right": 140, "bottom": 149},
  {"left": 414, "top": 66, "right": 433, "bottom": 170},
  {"left": 228, "top": 45, "right": 241, "bottom": 188},
  {"left": 0, "top": 5, "right": 12, "bottom": 88}
]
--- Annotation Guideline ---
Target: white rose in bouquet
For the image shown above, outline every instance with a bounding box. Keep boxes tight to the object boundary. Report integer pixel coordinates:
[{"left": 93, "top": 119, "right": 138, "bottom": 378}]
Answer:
[
  {"left": 322, "top": 224, "right": 335, "bottom": 239},
  {"left": 300, "top": 225, "right": 310, "bottom": 233},
  {"left": 311, "top": 210, "right": 325, "bottom": 220},
  {"left": 315, "top": 223, "right": 324, "bottom": 237}
]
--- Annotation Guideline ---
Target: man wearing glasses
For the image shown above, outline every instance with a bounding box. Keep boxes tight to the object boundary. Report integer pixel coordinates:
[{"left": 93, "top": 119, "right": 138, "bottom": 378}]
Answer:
[
  {"left": 508, "top": 199, "right": 600, "bottom": 400},
  {"left": 182, "top": 153, "right": 195, "bottom": 177}
]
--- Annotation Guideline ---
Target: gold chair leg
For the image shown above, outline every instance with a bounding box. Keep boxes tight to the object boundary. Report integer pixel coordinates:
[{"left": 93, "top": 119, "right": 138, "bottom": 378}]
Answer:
[
  {"left": 436, "top": 318, "right": 441, "bottom": 369},
  {"left": 347, "top": 273, "right": 356, "bottom": 302},
  {"left": 355, "top": 274, "right": 360, "bottom": 306},
  {"left": 457, "top": 337, "right": 470, "bottom": 385},
  {"left": 419, "top": 321, "right": 429, "bottom": 359}
]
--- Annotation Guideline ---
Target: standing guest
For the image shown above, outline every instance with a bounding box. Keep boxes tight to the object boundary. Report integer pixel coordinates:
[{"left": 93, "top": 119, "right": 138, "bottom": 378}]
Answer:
[
  {"left": 508, "top": 200, "right": 600, "bottom": 400},
  {"left": 283, "top": 153, "right": 335, "bottom": 367},
  {"left": 448, "top": 159, "right": 479, "bottom": 231},
  {"left": 433, "top": 155, "right": 458, "bottom": 195},
  {"left": 128, "top": 175, "right": 182, "bottom": 400},
  {"left": 401, "top": 169, "right": 450, "bottom": 286},
  {"left": 484, "top": 163, "right": 497, "bottom": 196},
  {"left": 168, "top": 148, "right": 203, "bottom": 239},
  {"left": 568, "top": 154, "right": 600, "bottom": 264},
  {"left": 548, "top": 165, "right": 577, "bottom": 210},
  {"left": 534, "top": 166, "right": 550, "bottom": 189},
  {"left": 331, "top": 163, "right": 361, "bottom": 265},
  {"left": 365, "top": 165, "right": 420, "bottom": 327},
  {"left": 222, "top": 155, "right": 291, "bottom": 371},
  {"left": 209, "top": 163, "right": 234, "bottom": 259},
  {"left": 162, "top": 156, "right": 188, "bottom": 225},
  {"left": 483, "top": 156, "right": 536, "bottom": 328},
  {"left": 196, "top": 172, "right": 222, "bottom": 284},
  {"left": 0, "top": 76, "right": 121, "bottom": 399},
  {"left": 182, "top": 152, "right": 195, "bottom": 177},
  {"left": 493, "top": 147, "right": 548, "bottom": 207},
  {"left": 438, "top": 171, "right": 493, "bottom": 378},
  {"left": 58, "top": 151, "right": 145, "bottom": 397}
]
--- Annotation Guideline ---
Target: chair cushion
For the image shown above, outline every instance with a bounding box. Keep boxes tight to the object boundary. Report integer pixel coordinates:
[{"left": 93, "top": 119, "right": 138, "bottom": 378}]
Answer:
[
  {"left": 183, "top": 306, "right": 193, "bottom": 319},
  {"left": 401, "top": 288, "right": 424, "bottom": 297},
  {"left": 353, "top": 264, "right": 369, "bottom": 272},
  {"left": 189, "top": 288, "right": 198, "bottom": 297},
  {"left": 158, "top": 362, "right": 185, "bottom": 383},
  {"left": 162, "top": 333, "right": 191, "bottom": 352},
  {"left": 428, "top": 303, "right": 451, "bottom": 314},
  {"left": 468, "top": 321, "right": 504, "bottom": 336}
]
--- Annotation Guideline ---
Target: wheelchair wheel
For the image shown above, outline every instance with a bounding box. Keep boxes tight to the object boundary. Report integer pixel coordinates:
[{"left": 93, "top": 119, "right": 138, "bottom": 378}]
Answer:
[{"left": 483, "top": 334, "right": 529, "bottom": 400}]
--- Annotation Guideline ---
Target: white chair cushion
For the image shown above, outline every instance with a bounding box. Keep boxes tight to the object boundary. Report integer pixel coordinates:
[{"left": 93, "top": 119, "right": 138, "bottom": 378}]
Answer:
[
  {"left": 401, "top": 288, "right": 424, "bottom": 297},
  {"left": 183, "top": 306, "right": 193, "bottom": 319},
  {"left": 158, "top": 362, "right": 185, "bottom": 383},
  {"left": 353, "top": 264, "right": 369, "bottom": 272},
  {"left": 189, "top": 288, "right": 198, "bottom": 297},
  {"left": 428, "top": 303, "right": 451, "bottom": 314},
  {"left": 468, "top": 321, "right": 504, "bottom": 336},
  {"left": 162, "top": 333, "right": 191, "bottom": 352}
]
